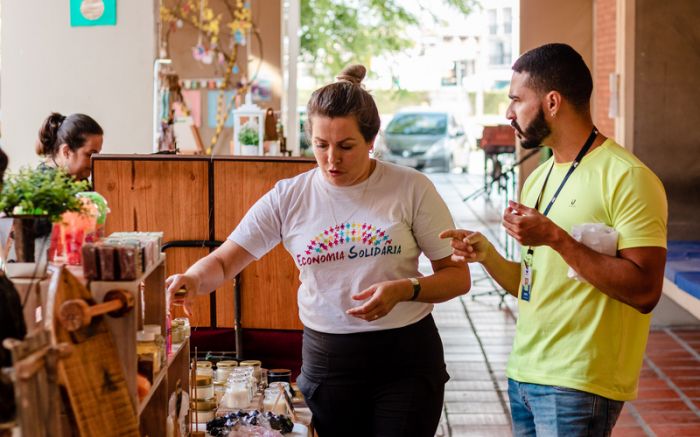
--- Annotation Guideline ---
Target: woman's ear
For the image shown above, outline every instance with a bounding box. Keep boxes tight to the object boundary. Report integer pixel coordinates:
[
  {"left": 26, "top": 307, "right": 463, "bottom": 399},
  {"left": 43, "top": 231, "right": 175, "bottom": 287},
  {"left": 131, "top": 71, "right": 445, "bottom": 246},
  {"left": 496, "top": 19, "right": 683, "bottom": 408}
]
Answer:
[{"left": 56, "top": 143, "right": 72, "bottom": 164}]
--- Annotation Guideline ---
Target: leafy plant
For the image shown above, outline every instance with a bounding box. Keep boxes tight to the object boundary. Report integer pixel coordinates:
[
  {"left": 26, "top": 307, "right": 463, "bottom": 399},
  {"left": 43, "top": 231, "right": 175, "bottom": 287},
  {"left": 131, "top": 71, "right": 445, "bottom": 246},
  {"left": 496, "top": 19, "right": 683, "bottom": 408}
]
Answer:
[
  {"left": 238, "top": 125, "right": 259, "bottom": 146},
  {"left": 300, "top": 0, "right": 477, "bottom": 81},
  {"left": 0, "top": 167, "right": 90, "bottom": 222}
]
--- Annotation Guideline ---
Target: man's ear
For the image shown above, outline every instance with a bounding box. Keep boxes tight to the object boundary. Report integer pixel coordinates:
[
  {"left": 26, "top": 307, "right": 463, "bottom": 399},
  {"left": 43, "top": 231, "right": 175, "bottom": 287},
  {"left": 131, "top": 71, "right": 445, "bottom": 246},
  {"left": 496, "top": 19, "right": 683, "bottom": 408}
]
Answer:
[{"left": 544, "top": 91, "right": 562, "bottom": 117}]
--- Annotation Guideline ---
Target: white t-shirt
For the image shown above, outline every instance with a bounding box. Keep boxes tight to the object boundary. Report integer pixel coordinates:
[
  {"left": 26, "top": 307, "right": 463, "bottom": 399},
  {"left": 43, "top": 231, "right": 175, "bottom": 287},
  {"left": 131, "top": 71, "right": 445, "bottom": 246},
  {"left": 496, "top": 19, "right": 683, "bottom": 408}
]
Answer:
[{"left": 229, "top": 160, "right": 455, "bottom": 334}]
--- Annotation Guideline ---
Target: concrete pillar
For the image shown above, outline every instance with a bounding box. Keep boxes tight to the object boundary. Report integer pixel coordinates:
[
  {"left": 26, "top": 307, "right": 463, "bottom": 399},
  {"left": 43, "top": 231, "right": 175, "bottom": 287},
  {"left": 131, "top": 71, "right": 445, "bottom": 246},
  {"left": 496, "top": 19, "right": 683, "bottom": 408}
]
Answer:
[
  {"left": 1, "top": 0, "right": 157, "bottom": 170},
  {"left": 632, "top": 0, "right": 700, "bottom": 239},
  {"left": 517, "top": 0, "right": 593, "bottom": 191}
]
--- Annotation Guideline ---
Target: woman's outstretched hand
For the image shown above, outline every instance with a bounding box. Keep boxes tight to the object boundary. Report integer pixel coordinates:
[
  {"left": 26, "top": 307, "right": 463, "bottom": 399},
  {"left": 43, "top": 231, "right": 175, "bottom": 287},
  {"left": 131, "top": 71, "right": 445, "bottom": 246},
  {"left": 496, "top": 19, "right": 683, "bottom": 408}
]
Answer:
[{"left": 165, "top": 273, "right": 200, "bottom": 317}]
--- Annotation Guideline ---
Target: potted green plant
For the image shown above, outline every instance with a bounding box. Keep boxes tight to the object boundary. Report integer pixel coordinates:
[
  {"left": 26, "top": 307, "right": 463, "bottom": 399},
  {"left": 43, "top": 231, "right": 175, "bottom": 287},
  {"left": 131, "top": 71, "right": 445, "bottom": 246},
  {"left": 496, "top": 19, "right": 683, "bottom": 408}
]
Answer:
[
  {"left": 0, "top": 167, "right": 89, "bottom": 275},
  {"left": 238, "top": 125, "right": 260, "bottom": 155}
]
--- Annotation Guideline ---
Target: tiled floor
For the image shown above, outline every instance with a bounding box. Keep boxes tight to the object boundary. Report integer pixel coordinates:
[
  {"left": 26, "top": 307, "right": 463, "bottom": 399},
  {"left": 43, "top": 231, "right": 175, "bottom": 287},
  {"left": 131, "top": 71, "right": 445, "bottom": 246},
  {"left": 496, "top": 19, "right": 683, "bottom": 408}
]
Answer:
[{"left": 424, "top": 165, "right": 700, "bottom": 437}]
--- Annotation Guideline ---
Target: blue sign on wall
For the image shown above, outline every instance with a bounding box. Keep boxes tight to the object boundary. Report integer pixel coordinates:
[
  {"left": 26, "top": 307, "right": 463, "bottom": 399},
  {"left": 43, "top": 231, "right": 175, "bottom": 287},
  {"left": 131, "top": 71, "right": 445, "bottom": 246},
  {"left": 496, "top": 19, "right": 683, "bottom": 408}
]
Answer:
[{"left": 70, "top": 0, "right": 117, "bottom": 27}]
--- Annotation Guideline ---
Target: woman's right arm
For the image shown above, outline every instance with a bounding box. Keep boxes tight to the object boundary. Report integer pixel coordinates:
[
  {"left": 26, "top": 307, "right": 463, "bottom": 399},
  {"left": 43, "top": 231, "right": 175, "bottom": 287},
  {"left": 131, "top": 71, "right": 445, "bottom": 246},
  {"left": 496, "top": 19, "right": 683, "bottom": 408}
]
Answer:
[{"left": 165, "top": 240, "right": 256, "bottom": 311}]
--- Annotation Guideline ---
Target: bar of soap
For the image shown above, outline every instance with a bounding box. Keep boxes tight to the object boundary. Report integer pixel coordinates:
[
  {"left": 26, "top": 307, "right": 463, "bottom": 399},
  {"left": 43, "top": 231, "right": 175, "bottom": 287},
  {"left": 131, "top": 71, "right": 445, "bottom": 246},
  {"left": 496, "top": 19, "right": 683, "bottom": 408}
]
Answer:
[
  {"left": 82, "top": 243, "right": 101, "bottom": 280},
  {"left": 116, "top": 245, "right": 138, "bottom": 280},
  {"left": 97, "top": 245, "right": 116, "bottom": 280}
]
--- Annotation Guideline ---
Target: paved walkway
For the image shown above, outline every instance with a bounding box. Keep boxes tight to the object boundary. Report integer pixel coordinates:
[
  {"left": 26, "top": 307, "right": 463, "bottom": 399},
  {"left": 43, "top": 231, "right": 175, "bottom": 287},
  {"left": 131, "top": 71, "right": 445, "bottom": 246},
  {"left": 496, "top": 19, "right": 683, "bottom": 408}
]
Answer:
[{"left": 424, "top": 166, "right": 700, "bottom": 437}]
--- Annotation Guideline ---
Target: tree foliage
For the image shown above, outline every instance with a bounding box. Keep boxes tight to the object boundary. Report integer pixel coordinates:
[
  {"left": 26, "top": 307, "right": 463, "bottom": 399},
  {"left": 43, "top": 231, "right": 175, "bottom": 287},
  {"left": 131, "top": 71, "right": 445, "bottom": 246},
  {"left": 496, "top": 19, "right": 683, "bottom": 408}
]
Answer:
[{"left": 300, "top": 0, "right": 478, "bottom": 82}]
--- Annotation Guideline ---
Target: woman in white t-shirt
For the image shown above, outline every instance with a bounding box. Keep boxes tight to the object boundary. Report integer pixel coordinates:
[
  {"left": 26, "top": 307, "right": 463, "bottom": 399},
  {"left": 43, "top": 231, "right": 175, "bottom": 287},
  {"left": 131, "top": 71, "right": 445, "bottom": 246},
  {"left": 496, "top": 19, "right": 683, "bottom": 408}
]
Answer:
[{"left": 166, "top": 64, "right": 471, "bottom": 436}]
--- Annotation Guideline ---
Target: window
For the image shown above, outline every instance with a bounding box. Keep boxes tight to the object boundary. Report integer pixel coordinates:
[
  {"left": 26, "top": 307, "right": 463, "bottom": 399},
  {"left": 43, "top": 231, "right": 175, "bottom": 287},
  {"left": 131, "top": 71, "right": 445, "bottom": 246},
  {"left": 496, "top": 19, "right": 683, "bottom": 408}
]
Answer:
[
  {"left": 503, "top": 8, "right": 512, "bottom": 34},
  {"left": 489, "top": 40, "right": 505, "bottom": 65},
  {"left": 488, "top": 9, "right": 498, "bottom": 35}
]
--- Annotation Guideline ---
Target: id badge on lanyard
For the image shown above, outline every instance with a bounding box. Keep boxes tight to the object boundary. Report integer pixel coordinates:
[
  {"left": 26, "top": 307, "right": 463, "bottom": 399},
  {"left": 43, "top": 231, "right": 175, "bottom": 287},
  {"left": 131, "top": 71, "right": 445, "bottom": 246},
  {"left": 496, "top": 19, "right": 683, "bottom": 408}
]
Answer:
[
  {"left": 519, "top": 127, "right": 598, "bottom": 304},
  {"left": 521, "top": 252, "right": 533, "bottom": 302}
]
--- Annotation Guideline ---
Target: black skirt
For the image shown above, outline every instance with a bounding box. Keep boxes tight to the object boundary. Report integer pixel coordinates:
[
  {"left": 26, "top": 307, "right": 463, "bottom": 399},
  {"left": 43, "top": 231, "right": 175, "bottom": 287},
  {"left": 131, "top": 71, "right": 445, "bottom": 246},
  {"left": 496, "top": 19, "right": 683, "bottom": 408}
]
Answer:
[{"left": 297, "top": 314, "right": 449, "bottom": 437}]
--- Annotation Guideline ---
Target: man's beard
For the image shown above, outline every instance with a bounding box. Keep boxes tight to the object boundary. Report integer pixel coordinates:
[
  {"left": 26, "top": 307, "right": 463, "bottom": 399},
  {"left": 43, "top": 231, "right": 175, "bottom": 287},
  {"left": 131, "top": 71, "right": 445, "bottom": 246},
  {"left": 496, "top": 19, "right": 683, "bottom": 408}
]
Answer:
[{"left": 512, "top": 108, "right": 551, "bottom": 149}]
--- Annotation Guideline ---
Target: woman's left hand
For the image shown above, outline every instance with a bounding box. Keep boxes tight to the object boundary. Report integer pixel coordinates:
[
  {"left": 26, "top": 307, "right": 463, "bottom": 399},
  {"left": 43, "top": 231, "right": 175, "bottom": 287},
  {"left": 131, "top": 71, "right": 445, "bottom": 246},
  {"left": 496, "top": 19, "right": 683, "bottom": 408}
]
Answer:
[{"left": 346, "top": 280, "right": 411, "bottom": 322}]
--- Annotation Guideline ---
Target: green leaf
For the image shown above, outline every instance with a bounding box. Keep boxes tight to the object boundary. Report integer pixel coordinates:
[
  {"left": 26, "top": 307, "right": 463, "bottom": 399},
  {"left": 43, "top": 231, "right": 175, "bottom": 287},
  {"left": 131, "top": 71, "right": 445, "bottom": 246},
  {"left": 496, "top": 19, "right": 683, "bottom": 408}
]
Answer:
[{"left": 300, "top": 0, "right": 477, "bottom": 81}]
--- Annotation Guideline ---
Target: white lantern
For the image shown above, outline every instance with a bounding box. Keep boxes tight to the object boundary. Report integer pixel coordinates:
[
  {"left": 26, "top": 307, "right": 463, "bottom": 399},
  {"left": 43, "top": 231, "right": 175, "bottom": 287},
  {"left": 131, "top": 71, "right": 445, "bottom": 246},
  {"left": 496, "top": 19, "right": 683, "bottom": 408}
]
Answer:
[{"left": 232, "top": 92, "right": 265, "bottom": 155}]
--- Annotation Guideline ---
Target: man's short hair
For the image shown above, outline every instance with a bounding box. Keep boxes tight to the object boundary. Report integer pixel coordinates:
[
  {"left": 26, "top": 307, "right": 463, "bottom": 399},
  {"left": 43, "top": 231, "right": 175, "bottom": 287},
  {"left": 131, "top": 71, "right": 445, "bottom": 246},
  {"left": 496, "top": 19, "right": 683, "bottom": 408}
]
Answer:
[{"left": 512, "top": 43, "right": 593, "bottom": 111}]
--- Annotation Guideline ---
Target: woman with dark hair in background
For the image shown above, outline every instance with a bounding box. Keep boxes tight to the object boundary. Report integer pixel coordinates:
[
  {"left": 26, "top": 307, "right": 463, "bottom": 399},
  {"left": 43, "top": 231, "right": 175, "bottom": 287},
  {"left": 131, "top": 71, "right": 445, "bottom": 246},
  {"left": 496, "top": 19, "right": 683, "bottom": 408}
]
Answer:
[
  {"left": 36, "top": 112, "right": 103, "bottom": 180},
  {"left": 166, "top": 65, "right": 471, "bottom": 436}
]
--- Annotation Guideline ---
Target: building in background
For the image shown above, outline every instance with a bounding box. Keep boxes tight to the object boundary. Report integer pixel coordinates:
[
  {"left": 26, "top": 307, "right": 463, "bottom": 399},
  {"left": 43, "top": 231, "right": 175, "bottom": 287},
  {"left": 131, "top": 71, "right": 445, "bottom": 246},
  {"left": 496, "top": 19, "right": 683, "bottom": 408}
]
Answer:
[{"left": 365, "top": 0, "right": 518, "bottom": 132}]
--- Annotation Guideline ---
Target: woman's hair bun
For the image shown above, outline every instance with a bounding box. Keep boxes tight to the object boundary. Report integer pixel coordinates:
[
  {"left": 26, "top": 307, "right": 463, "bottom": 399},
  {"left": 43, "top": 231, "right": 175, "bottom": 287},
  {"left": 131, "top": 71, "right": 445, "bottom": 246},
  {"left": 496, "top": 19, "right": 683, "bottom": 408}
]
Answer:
[
  {"left": 336, "top": 64, "right": 366, "bottom": 86},
  {"left": 36, "top": 112, "right": 66, "bottom": 156}
]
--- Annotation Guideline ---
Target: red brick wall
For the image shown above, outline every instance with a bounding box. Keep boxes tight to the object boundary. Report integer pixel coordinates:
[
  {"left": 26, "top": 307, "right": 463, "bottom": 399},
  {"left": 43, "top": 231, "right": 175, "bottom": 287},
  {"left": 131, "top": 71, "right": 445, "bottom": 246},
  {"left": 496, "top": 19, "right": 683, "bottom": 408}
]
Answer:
[{"left": 593, "top": 0, "right": 616, "bottom": 137}]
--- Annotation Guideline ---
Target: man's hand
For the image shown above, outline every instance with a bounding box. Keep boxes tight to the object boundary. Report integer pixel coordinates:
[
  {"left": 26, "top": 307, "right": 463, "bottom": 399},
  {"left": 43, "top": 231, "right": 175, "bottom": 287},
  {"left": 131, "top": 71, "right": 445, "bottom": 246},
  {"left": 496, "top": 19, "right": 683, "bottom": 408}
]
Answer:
[
  {"left": 439, "top": 229, "right": 493, "bottom": 263},
  {"left": 502, "top": 201, "right": 565, "bottom": 247},
  {"left": 346, "top": 280, "right": 411, "bottom": 322}
]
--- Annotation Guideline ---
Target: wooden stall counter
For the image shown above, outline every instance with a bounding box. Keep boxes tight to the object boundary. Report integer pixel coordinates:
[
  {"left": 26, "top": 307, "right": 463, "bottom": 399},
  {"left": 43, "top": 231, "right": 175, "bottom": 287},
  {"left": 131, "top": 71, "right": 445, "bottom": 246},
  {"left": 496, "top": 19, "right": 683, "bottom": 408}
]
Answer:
[{"left": 92, "top": 155, "right": 317, "bottom": 332}]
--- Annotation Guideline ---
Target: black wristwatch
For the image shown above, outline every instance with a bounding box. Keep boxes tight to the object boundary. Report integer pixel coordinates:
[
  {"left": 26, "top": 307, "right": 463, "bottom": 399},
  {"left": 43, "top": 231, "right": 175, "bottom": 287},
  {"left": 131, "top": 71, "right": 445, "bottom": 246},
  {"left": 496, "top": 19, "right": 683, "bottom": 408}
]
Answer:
[{"left": 408, "top": 277, "right": 421, "bottom": 301}]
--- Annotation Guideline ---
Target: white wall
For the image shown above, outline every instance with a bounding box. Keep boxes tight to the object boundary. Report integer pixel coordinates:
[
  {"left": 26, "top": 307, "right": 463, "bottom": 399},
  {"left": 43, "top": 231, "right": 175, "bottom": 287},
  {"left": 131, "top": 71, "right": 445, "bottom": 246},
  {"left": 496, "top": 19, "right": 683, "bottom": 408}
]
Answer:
[{"left": 1, "top": 0, "right": 156, "bottom": 170}]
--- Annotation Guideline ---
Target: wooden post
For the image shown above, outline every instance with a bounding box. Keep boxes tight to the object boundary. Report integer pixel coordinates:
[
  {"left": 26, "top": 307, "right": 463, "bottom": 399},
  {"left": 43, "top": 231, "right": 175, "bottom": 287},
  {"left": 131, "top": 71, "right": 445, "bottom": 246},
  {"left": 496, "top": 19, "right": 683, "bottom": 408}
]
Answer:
[{"left": 3, "top": 330, "right": 71, "bottom": 437}]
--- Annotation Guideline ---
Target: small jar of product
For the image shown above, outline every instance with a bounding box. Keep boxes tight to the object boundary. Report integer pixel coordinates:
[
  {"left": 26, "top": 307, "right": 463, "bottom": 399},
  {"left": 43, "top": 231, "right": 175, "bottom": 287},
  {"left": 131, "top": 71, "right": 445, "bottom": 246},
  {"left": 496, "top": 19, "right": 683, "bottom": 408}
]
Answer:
[
  {"left": 174, "top": 317, "right": 191, "bottom": 340},
  {"left": 194, "top": 375, "right": 214, "bottom": 400},
  {"left": 263, "top": 387, "right": 287, "bottom": 415},
  {"left": 239, "top": 360, "right": 262, "bottom": 383},
  {"left": 143, "top": 324, "right": 166, "bottom": 368},
  {"left": 170, "top": 318, "right": 186, "bottom": 344},
  {"left": 268, "top": 381, "right": 292, "bottom": 399},
  {"left": 267, "top": 368, "right": 292, "bottom": 385},
  {"left": 215, "top": 360, "right": 238, "bottom": 384},
  {"left": 213, "top": 381, "right": 227, "bottom": 404},
  {"left": 191, "top": 399, "right": 216, "bottom": 423},
  {"left": 136, "top": 330, "right": 161, "bottom": 379},
  {"left": 221, "top": 375, "right": 250, "bottom": 409},
  {"left": 196, "top": 361, "right": 213, "bottom": 378}
]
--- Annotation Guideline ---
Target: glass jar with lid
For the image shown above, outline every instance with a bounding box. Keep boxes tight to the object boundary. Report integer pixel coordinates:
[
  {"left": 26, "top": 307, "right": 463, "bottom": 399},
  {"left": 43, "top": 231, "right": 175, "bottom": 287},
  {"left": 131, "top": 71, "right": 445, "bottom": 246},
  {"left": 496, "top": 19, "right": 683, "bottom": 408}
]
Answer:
[
  {"left": 267, "top": 368, "right": 291, "bottom": 385},
  {"left": 170, "top": 318, "right": 186, "bottom": 344},
  {"left": 263, "top": 387, "right": 287, "bottom": 415},
  {"left": 136, "top": 330, "right": 161, "bottom": 377},
  {"left": 174, "top": 317, "right": 190, "bottom": 338},
  {"left": 213, "top": 381, "right": 226, "bottom": 404},
  {"left": 143, "top": 324, "right": 166, "bottom": 368},
  {"left": 268, "top": 381, "right": 292, "bottom": 399},
  {"left": 215, "top": 360, "right": 238, "bottom": 384},
  {"left": 196, "top": 360, "right": 213, "bottom": 378},
  {"left": 240, "top": 360, "right": 262, "bottom": 384},
  {"left": 194, "top": 374, "right": 214, "bottom": 400},
  {"left": 191, "top": 399, "right": 216, "bottom": 423},
  {"left": 221, "top": 374, "right": 250, "bottom": 409}
]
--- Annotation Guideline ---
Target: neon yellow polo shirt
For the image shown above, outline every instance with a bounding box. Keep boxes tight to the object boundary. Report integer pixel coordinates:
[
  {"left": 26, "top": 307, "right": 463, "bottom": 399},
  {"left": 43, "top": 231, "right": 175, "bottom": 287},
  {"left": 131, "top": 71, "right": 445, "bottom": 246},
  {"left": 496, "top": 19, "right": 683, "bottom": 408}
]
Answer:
[{"left": 506, "top": 139, "right": 667, "bottom": 401}]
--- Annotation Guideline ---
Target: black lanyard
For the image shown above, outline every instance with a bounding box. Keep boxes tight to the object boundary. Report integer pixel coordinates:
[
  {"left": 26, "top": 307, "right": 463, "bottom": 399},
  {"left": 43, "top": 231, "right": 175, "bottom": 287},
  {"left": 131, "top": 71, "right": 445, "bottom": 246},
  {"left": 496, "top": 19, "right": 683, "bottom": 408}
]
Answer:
[{"left": 526, "top": 127, "right": 598, "bottom": 259}]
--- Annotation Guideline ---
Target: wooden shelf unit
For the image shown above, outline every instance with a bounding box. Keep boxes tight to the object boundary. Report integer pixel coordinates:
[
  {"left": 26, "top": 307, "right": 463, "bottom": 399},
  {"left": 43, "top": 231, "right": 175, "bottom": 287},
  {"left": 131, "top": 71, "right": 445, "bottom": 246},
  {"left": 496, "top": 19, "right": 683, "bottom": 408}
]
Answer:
[{"left": 89, "top": 254, "right": 191, "bottom": 435}]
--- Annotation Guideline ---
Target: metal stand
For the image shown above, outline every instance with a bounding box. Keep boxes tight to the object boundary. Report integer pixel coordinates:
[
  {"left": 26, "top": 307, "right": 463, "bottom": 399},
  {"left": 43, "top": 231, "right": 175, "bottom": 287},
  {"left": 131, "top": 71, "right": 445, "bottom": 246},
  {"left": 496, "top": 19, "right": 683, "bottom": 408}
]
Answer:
[
  {"left": 464, "top": 149, "right": 540, "bottom": 306},
  {"left": 463, "top": 149, "right": 540, "bottom": 203}
]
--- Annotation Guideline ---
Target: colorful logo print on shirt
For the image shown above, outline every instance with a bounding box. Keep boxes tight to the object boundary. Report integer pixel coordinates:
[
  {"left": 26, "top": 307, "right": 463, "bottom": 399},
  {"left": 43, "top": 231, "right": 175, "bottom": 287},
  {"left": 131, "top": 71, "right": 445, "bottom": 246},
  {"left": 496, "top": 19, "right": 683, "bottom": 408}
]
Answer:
[{"left": 295, "top": 222, "right": 401, "bottom": 266}]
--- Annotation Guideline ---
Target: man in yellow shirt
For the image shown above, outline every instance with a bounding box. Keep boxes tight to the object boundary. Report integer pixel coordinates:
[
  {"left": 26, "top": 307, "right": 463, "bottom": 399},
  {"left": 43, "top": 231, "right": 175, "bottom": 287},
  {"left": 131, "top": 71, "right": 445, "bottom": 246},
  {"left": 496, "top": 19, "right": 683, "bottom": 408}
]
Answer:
[{"left": 441, "top": 43, "right": 667, "bottom": 436}]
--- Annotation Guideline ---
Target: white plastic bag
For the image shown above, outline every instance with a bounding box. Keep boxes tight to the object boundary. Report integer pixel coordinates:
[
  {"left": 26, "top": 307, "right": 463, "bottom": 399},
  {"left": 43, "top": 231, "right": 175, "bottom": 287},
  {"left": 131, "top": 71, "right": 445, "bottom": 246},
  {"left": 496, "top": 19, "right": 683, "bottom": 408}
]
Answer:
[{"left": 568, "top": 223, "right": 618, "bottom": 282}]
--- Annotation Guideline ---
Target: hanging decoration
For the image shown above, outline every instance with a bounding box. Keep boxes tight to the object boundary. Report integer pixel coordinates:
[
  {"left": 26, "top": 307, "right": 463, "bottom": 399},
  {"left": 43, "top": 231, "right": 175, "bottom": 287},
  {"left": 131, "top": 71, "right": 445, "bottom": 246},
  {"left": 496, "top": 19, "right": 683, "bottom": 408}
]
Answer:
[{"left": 161, "top": 0, "right": 260, "bottom": 154}]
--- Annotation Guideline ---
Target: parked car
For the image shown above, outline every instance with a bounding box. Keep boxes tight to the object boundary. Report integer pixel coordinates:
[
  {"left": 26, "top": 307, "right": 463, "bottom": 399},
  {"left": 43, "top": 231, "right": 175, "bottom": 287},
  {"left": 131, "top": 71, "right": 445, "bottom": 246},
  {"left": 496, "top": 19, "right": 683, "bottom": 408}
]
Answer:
[{"left": 377, "top": 108, "right": 471, "bottom": 172}]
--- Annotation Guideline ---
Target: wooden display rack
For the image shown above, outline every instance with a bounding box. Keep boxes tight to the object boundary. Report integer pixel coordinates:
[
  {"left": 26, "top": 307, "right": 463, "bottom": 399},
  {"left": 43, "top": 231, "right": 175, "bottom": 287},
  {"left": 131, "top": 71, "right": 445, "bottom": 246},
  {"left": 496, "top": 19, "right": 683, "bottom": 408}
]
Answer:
[
  {"left": 11, "top": 254, "right": 190, "bottom": 436},
  {"left": 87, "top": 254, "right": 191, "bottom": 436}
]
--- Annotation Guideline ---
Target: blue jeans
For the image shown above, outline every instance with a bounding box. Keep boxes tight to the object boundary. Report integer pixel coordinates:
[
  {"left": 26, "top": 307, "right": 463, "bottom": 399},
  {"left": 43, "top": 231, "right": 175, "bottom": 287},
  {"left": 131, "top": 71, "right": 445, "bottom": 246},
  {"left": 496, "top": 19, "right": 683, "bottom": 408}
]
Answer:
[{"left": 508, "top": 379, "right": 624, "bottom": 437}]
